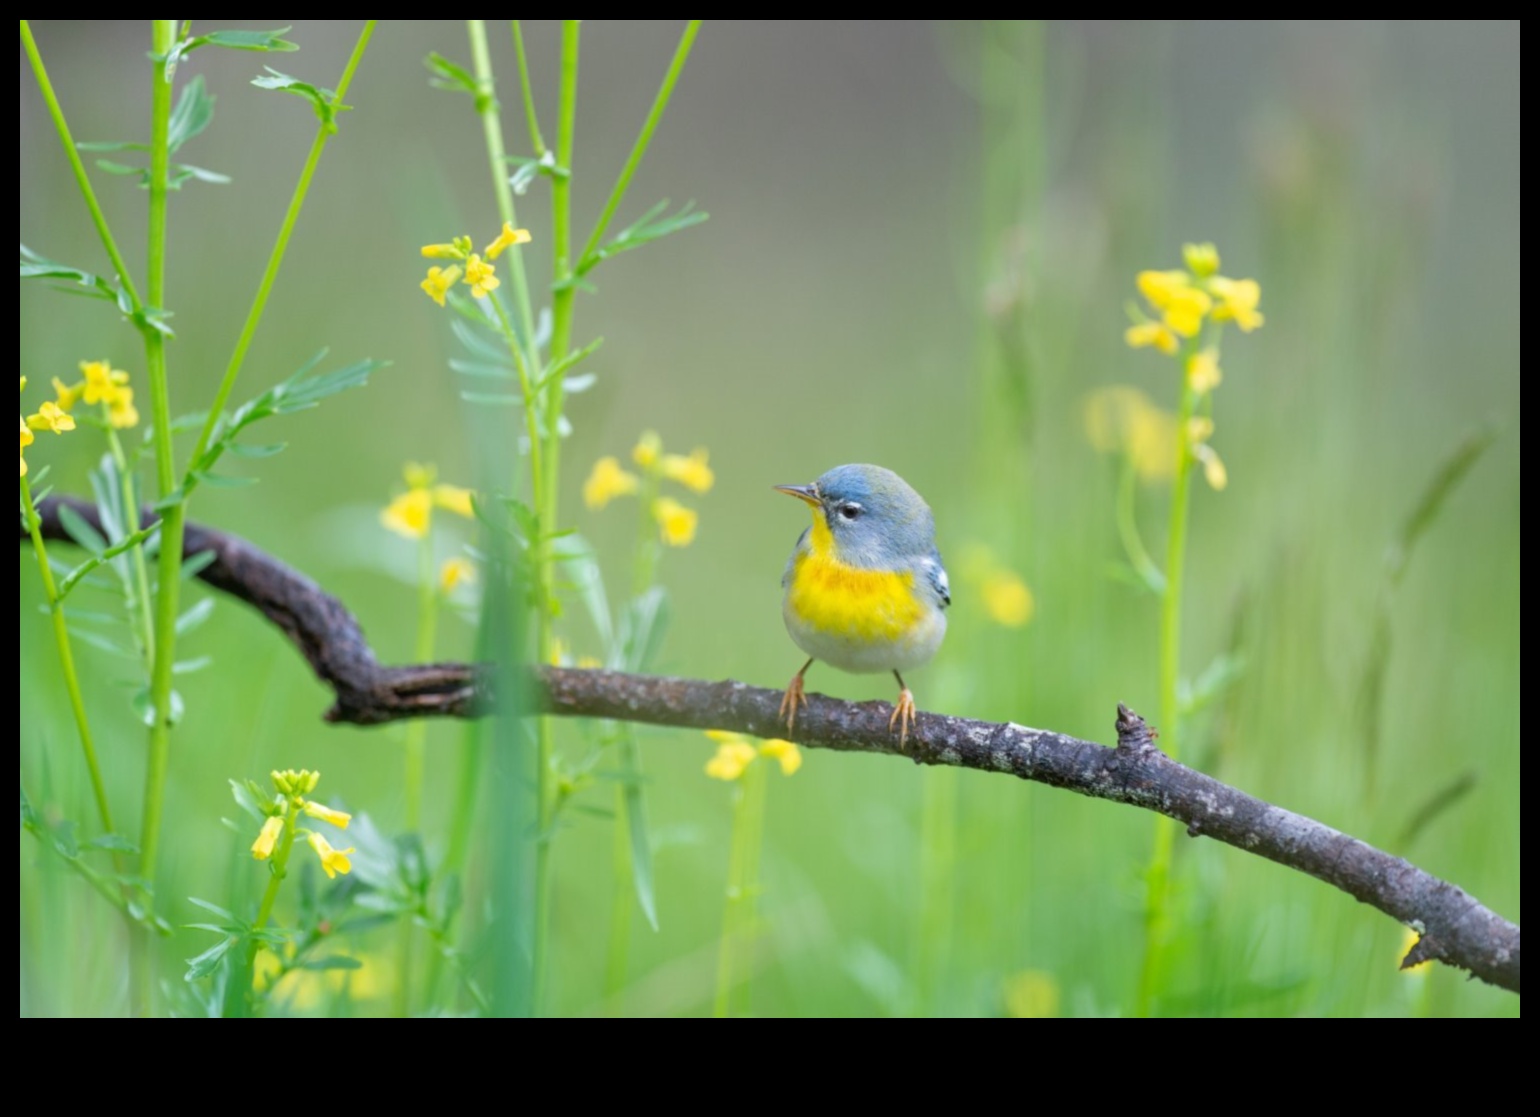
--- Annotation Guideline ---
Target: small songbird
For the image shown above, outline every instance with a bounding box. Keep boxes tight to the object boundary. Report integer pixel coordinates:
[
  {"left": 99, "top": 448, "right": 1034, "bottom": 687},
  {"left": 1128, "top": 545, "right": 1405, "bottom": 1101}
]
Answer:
[{"left": 776, "top": 464, "right": 950, "bottom": 747}]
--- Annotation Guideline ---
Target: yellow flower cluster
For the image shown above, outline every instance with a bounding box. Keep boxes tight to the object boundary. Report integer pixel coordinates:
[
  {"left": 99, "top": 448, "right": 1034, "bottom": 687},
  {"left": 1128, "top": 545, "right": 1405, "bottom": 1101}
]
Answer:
[
  {"left": 20, "top": 373, "right": 84, "bottom": 478},
  {"left": 381, "top": 462, "right": 477, "bottom": 541},
  {"left": 38, "top": 360, "right": 140, "bottom": 432},
  {"left": 1125, "top": 243, "right": 1264, "bottom": 365},
  {"left": 583, "top": 430, "right": 714, "bottom": 548},
  {"left": 419, "top": 223, "right": 532, "bottom": 307},
  {"left": 250, "top": 769, "right": 355, "bottom": 879},
  {"left": 704, "top": 729, "right": 802, "bottom": 781}
]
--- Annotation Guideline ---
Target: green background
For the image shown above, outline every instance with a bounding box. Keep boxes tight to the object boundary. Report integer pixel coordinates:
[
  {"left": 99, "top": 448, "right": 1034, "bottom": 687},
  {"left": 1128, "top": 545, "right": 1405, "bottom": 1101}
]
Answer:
[{"left": 20, "top": 20, "right": 1519, "bottom": 1016}]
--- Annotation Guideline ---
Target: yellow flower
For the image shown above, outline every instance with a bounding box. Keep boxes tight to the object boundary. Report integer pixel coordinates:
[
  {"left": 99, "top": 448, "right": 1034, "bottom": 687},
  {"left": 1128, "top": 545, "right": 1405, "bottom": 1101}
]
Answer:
[
  {"left": 300, "top": 800, "right": 352, "bottom": 829},
  {"left": 464, "top": 254, "right": 500, "bottom": 299},
  {"left": 1083, "top": 386, "right": 1176, "bottom": 484},
  {"left": 1186, "top": 349, "right": 1222, "bottom": 394},
  {"left": 1162, "top": 286, "right": 1212, "bottom": 338},
  {"left": 403, "top": 461, "right": 436, "bottom": 490},
  {"left": 653, "top": 497, "right": 698, "bottom": 547},
  {"left": 548, "top": 637, "right": 569, "bottom": 667},
  {"left": 1187, "top": 418, "right": 1227, "bottom": 491},
  {"left": 575, "top": 655, "right": 603, "bottom": 670},
  {"left": 632, "top": 430, "right": 662, "bottom": 469},
  {"left": 433, "top": 484, "right": 476, "bottom": 519},
  {"left": 758, "top": 738, "right": 803, "bottom": 776},
  {"left": 307, "top": 832, "right": 355, "bottom": 880},
  {"left": 420, "top": 265, "right": 463, "bottom": 307},
  {"left": 106, "top": 387, "right": 139, "bottom": 430},
  {"left": 485, "top": 222, "right": 532, "bottom": 261},
  {"left": 981, "top": 570, "right": 1035, "bottom": 628},
  {"left": 27, "top": 400, "right": 76, "bottom": 434},
  {"left": 705, "top": 733, "right": 759, "bottom": 781},
  {"left": 1194, "top": 444, "right": 1228, "bottom": 491},
  {"left": 381, "top": 488, "right": 433, "bottom": 540},
  {"left": 51, "top": 377, "right": 82, "bottom": 412},
  {"left": 1182, "top": 242, "right": 1221, "bottom": 278},
  {"left": 251, "top": 815, "right": 284, "bottom": 861},
  {"left": 660, "top": 448, "right": 715, "bottom": 494},
  {"left": 79, "top": 360, "right": 130, "bottom": 406},
  {"left": 1137, "top": 270, "right": 1211, "bottom": 337},
  {"left": 1125, "top": 320, "right": 1179, "bottom": 355},
  {"left": 1209, "top": 276, "right": 1264, "bottom": 332},
  {"left": 583, "top": 456, "right": 640, "bottom": 510},
  {"left": 1003, "top": 971, "right": 1061, "bottom": 1019},
  {"left": 440, "top": 557, "right": 476, "bottom": 593},
  {"left": 1137, "top": 270, "right": 1191, "bottom": 309}
]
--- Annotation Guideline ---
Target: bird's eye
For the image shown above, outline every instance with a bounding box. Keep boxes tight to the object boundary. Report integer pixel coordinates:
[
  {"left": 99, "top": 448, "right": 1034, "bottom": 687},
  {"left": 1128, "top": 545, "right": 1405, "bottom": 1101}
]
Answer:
[{"left": 839, "top": 503, "right": 861, "bottom": 521}]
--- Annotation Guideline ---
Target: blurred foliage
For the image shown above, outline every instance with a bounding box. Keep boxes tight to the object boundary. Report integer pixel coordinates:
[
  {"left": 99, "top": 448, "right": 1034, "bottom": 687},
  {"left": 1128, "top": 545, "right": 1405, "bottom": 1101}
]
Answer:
[{"left": 19, "top": 20, "right": 1518, "bottom": 1017}]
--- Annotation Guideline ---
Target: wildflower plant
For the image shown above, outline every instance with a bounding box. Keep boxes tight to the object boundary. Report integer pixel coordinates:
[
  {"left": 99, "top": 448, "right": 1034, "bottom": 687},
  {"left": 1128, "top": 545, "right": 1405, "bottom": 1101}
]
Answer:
[
  {"left": 20, "top": 20, "right": 381, "bottom": 1014},
  {"left": 703, "top": 730, "right": 802, "bottom": 1017},
  {"left": 410, "top": 21, "right": 706, "bottom": 1016},
  {"left": 1117, "top": 243, "right": 1265, "bottom": 1014}
]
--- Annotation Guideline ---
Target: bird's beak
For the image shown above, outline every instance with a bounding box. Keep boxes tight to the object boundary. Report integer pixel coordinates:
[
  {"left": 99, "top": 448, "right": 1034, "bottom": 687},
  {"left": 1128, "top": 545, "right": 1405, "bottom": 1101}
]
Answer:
[{"left": 774, "top": 483, "right": 820, "bottom": 508}]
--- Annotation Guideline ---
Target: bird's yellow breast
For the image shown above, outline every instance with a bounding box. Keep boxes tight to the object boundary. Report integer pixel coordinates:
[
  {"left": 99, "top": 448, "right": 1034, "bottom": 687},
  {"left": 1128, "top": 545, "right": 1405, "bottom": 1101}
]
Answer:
[{"left": 786, "top": 517, "right": 924, "bottom": 642}]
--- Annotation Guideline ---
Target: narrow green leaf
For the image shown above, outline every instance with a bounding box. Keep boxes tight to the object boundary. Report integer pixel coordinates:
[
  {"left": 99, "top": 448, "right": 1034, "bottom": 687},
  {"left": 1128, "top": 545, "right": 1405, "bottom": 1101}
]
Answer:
[
  {"left": 296, "top": 955, "right": 364, "bottom": 972},
  {"left": 1386, "top": 422, "right": 1501, "bottom": 586},
  {"left": 251, "top": 67, "right": 347, "bottom": 131},
  {"left": 424, "top": 52, "right": 481, "bottom": 98},
  {"left": 184, "top": 935, "right": 237, "bottom": 982},
  {"left": 624, "top": 766, "right": 659, "bottom": 932},
  {"left": 449, "top": 359, "right": 515, "bottom": 380},
  {"left": 187, "top": 897, "right": 238, "bottom": 922},
  {"left": 181, "top": 550, "right": 218, "bottom": 581},
  {"left": 167, "top": 75, "right": 216, "bottom": 154},
  {"left": 228, "top": 780, "right": 266, "bottom": 823},
  {"left": 193, "top": 27, "right": 298, "bottom": 53},
  {"left": 175, "top": 598, "right": 216, "bottom": 636},
  {"left": 224, "top": 441, "right": 288, "bottom": 459},
  {"left": 56, "top": 504, "right": 107, "bottom": 555},
  {"left": 460, "top": 391, "right": 524, "bottom": 407},
  {"left": 195, "top": 472, "right": 259, "bottom": 489},
  {"left": 84, "top": 833, "right": 138, "bottom": 854},
  {"left": 76, "top": 140, "right": 151, "bottom": 153}
]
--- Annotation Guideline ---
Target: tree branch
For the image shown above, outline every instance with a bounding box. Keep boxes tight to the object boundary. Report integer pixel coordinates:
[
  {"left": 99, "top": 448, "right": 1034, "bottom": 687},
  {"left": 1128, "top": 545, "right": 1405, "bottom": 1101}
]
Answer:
[{"left": 21, "top": 495, "right": 1521, "bottom": 995}]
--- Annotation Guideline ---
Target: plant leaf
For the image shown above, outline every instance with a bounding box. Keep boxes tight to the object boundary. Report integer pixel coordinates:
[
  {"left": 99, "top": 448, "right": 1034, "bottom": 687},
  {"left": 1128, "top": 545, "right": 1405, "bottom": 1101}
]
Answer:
[{"left": 251, "top": 67, "right": 347, "bottom": 131}]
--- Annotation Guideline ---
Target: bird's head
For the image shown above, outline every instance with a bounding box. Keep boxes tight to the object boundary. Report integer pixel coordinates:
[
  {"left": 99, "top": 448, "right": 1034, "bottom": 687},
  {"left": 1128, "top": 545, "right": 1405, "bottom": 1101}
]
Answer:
[{"left": 775, "top": 463, "right": 934, "bottom": 569}]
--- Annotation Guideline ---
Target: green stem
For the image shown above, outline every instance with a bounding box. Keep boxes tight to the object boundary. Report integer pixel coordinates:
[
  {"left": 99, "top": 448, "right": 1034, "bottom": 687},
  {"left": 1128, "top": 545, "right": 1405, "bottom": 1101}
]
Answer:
[
  {"left": 713, "top": 759, "right": 767, "bottom": 1018},
  {"left": 547, "top": 21, "right": 580, "bottom": 375},
  {"left": 604, "top": 772, "right": 635, "bottom": 1015},
  {"left": 252, "top": 802, "right": 301, "bottom": 934},
  {"left": 511, "top": 21, "right": 548, "bottom": 157},
  {"left": 187, "top": 20, "right": 375, "bottom": 471},
  {"left": 397, "top": 530, "right": 440, "bottom": 1018},
  {"left": 403, "top": 532, "right": 440, "bottom": 830},
  {"left": 490, "top": 296, "right": 545, "bottom": 506},
  {"left": 19, "top": 21, "right": 146, "bottom": 313},
  {"left": 137, "top": 26, "right": 180, "bottom": 978},
  {"left": 21, "top": 477, "right": 115, "bottom": 837},
  {"left": 1135, "top": 356, "right": 1199, "bottom": 1017},
  {"left": 577, "top": 20, "right": 703, "bottom": 267},
  {"left": 468, "top": 20, "right": 535, "bottom": 347},
  {"left": 1116, "top": 456, "right": 1166, "bottom": 595}
]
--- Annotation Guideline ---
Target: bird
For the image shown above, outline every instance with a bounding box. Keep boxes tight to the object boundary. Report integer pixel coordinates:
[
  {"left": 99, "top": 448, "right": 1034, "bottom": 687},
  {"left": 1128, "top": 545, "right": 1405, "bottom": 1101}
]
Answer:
[{"left": 775, "top": 464, "right": 949, "bottom": 748}]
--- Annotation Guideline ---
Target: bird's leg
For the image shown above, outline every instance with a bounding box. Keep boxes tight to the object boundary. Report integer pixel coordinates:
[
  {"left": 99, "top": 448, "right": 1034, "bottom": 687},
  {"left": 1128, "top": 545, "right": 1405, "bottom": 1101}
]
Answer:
[
  {"left": 890, "top": 670, "right": 917, "bottom": 750},
  {"left": 780, "top": 658, "right": 814, "bottom": 733}
]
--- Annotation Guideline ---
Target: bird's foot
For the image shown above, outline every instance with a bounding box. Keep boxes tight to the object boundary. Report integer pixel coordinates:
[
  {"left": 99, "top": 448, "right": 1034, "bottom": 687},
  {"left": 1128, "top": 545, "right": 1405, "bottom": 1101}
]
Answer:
[
  {"left": 780, "top": 672, "right": 809, "bottom": 733},
  {"left": 889, "top": 687, "right": 917, "bottom": 750}
]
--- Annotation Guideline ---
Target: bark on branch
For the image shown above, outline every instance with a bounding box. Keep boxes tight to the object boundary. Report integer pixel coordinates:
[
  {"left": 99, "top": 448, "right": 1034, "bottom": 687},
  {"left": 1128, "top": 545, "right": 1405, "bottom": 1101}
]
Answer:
[{"left": 21, "top": 496, "right": 1521, "bottom": 995}]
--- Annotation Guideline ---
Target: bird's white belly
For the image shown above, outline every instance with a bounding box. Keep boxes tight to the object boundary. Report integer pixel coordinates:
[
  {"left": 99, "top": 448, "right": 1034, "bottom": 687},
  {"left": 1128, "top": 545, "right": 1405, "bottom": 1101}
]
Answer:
[{"left": 783, "top": 597, "right": 946, "bottom": 675}]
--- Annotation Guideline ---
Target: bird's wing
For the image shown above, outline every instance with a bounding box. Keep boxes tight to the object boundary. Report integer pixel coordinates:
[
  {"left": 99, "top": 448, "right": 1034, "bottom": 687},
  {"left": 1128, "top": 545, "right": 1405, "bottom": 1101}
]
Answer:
[
  {"left": 782, "top": 527, "right": 810, "bottom": 589},
  {"left": 918, "top": 551, "right": 951, "bottom": 608}
]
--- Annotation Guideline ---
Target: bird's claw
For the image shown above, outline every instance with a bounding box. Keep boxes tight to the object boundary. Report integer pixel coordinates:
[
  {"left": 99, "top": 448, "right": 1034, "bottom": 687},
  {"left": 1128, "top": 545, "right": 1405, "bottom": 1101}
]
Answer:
[
  {"left": 890, "top": 687, "right": 917, "bottom": 751},
  {"left": 780, "top": 673, "right": 808, "bottom": 733}
]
